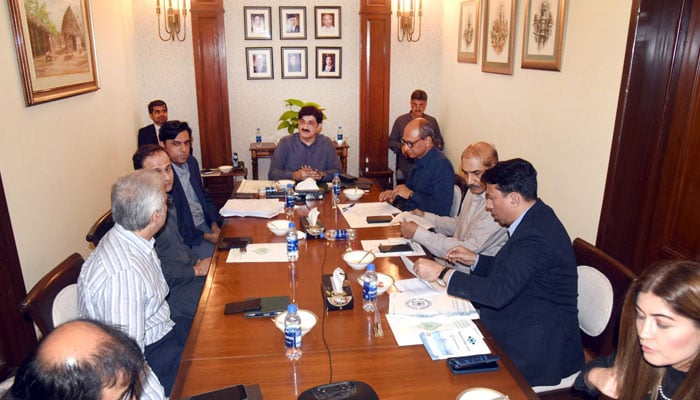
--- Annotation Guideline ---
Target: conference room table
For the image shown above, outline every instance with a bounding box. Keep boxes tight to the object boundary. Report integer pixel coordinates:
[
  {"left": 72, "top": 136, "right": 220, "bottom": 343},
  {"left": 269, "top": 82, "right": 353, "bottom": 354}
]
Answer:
[{"left": 170, "top": 182, "right": 538, "bottom": 400}]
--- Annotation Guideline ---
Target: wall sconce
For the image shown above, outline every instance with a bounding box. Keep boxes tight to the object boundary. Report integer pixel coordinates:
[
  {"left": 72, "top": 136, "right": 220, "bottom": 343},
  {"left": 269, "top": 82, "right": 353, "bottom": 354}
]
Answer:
[
  {"left": 156, "top": 0, "right": 188, "bottom": 42},
  {"left": 396, "top": 0, "right": 422, "bottom": 42}
]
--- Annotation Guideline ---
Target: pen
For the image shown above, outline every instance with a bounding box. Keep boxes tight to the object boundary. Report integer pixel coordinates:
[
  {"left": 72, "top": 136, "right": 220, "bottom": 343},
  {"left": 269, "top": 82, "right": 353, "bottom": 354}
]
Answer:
[{"left": 342, "top": 203, "right": 356, "bottom": 212}]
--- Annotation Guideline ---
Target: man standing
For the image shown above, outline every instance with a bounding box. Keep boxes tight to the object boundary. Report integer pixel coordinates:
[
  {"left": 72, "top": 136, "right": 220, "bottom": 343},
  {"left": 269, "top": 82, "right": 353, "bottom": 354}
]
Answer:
[
  {"left": 268, "top": 105, "right": 342, "bottom": 181},
  {"left": 414, "top": 158, "right": 584, "bottom": 386},
  {"left": 401, "top": 142, "right": 508, "bottom": 264},
  {"left": 78, "top": 170, "right": 186, "bottom": 398},
  {"left": 133, "top": 144, "right": 210, "bottom": 320},
  {"left": 159, "top": 120, "right": 222, "bottom": 258},
  {"left": 388, "top": 90, "right": 444, "bottom": 181},
  {"left": 138, "top": 100, "right": 167, "bottom": 148},
  {"left": 379, "top": 118, "right": 454, "bottom": 216}
]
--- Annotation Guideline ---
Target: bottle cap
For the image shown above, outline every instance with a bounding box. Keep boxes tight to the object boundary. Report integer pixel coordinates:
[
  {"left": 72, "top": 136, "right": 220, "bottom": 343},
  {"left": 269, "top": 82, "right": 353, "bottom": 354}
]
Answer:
[
  {"left": 287, "top": 183, "right": 292, "bottom": 188},
  {"left": 287, "top": 303, "right": 297, "bottom": 313},
  {"left": 367, "top": 263, "right": 376, "bottom": 271},
  {"left": 334, "top": 173, "right": 339, "bottom": 177},
  {"left": 289, "top": 222, "right": 296, "bottom": 228}
]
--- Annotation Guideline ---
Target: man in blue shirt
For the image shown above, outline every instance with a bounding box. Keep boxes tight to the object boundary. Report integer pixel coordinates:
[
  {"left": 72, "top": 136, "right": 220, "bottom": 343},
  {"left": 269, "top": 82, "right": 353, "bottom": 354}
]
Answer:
[{"left": 379, "top": 118, "right": 454, "bottom": 216}]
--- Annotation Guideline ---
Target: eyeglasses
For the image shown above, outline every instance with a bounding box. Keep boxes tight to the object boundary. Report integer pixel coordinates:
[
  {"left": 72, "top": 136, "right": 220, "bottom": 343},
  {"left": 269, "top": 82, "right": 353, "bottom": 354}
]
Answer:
[
  {"left": 298, "top": 118, "right": 318, "bottom": 127},
  {"left": 400, "top": 137, "right": 425, "bottom": 148}
]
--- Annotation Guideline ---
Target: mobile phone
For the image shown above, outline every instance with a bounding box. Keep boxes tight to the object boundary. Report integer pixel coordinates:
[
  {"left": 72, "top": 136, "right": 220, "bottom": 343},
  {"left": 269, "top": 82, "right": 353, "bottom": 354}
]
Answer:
[
  {"left": 447, "top": 354, "right": 500, "bottom": 375},
  {"left": 366, "top": 215, "right": 393, "bottom": 224},
  {"left": 189, "top": 384, "right": 248, "bottom": 400},
  {"left": 218, "top": 237, "right": 252, "bottom": 251},
  {"left": 224, "top": 298, "right": 261, "bottom": 315},
  {"left": 378, "top": 243, "right": 413, "bottom": 253}
]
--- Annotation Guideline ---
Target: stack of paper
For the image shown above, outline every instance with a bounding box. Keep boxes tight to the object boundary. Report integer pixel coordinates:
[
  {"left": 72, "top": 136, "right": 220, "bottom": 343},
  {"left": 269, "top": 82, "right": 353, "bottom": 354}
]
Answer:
[
  {"left": 238, "top": 179, "right": 274, "bottom": 194},
  {"left": 420, "top": 325, "right": 490, "bottom": 360},
  {"left": 388, "top": 291, "right": 478, "bottom": 318},
  {"left": 391, "top": 212, "right": 436, "bottom": 230},
  {"left": 220, "top": 199, "right": 284, "bottom": 218}
]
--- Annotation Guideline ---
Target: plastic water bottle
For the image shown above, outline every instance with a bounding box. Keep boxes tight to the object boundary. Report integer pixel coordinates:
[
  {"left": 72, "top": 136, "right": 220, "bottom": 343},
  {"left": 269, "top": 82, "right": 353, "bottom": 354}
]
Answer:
[
  {"left": 336, "top": 126, "right": 344, "bottom": 144},
  {"left": 287, "top": 222, "right": 299, "bottom": 262},
  {"left": 331, "top": 173, "right": 341, "bottom": 209},
  {"left": 284, "top": 303, "right": 302, "bottom": 360},
  {"left": 232, "top": 152, "right": 239, "bottom": 168},
  {"left": 255, "top": 128, "right": 262, "bottom": 147},
  {"left": 362, "top": 263, "right": 378, "bottom": 312},
  {"left": 285, "top": 184, "right": 295, "bottom": 217}
]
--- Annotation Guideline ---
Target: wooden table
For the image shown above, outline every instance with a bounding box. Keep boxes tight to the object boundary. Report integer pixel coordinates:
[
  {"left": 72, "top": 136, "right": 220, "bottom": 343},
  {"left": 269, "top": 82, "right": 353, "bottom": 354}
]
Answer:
[
  {"left": 201, "top": 165, "right": 248, "bottom": 209},
  {"left": 249, "top": 142, "right": 350, "bottom": 180},
  {"left": 170, "top": 184, "right": 537, "bottom": 400}
]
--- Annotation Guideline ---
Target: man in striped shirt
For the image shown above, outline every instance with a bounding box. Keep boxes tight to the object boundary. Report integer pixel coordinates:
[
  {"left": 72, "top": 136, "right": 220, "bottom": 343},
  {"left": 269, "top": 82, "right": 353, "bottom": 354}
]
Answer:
[{"left": 78, "top": 170, "right": 186, "bottom": 399}]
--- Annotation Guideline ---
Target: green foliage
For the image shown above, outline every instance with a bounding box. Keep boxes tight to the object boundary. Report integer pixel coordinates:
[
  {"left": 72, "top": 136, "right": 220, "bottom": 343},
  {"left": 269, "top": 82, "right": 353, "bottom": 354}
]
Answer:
[{"left": 276, "top": 98, "right": 327, "bottom": 134}]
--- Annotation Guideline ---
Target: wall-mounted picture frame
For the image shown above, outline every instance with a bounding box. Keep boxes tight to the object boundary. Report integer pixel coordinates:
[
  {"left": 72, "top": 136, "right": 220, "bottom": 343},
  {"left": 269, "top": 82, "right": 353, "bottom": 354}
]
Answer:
[
  {"left": 244, "top": 6, "right": 272, "bottom": 40},
  {"left": 279, "top": 6, "right": 306, "bottom": 40},
  {"left": 521, "top": 0, "right": 567, "bottom": 71},
  {"left": 314, "top": 6, "right": 341, "bottom": 39},
  {"left": 246, "top": 47, "right": 273, "bottom": 80},
  {"left": 316, "top": 47, "right": 341, "bottom": 79},
  {"left": 481, "top": 0, "right": 516, "bottom": 75},
  {"left": 281, "top": 47, "right": 308, "bottom": 79},
  {"left": 457, "top": 0, "right": 481, "bottom": 63},
  {"left": 7, "top": 0, "right": 99, "bottom": 106}
]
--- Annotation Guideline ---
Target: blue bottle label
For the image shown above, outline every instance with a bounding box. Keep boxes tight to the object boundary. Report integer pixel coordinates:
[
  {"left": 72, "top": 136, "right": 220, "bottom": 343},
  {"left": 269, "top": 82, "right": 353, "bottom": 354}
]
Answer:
[{"left": 363, "top": 279, "right": 378, "bottom": 301}]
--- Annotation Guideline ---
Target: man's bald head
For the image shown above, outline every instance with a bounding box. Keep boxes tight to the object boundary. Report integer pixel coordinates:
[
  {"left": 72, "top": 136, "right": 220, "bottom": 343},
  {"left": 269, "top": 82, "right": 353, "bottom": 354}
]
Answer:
[{"left": 461, "top": 142, "right": 498, "bottom": 195}]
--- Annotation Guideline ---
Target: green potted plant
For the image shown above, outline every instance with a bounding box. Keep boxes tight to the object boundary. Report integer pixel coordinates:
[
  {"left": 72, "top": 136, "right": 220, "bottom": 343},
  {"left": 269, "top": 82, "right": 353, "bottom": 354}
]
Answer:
[{"left": 277, "top": 98, "right": 327, "bottom": 134}]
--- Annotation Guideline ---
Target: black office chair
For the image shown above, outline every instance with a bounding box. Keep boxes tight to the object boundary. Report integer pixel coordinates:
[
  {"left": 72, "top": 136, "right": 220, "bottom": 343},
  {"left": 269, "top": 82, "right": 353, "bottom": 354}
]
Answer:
[{"left": 85, "top": 209, "right": 113, "bottom": 248}]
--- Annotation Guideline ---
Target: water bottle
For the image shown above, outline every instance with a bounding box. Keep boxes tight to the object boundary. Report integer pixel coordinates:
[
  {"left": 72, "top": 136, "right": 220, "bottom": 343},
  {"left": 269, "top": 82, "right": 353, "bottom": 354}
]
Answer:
[
  {"left": 362, "top": 263, "right": 378, "bottom": 312},
  {"left": 287, "top": 222, "right": 299, "bottom": 262},
  {"left": 284, "top": 303, "right": 302, "bottom": 360},
  {"left": 232, "top": 152, "right": 239, "bottom": 168},
  {"left": 331, "top": 173, "right": 341, "bottom": 209},
  {"left": 255, "top": 128, "right": 262, "bottom": 147},
  {"left": 323, "top": 229, "right": 352, "bottom": 241},
  {"left": 336, "top": 126, "right": 344, "bottom": 144},
  {"left": 285, "top": 184, "right": 295, "bottom": 217}
]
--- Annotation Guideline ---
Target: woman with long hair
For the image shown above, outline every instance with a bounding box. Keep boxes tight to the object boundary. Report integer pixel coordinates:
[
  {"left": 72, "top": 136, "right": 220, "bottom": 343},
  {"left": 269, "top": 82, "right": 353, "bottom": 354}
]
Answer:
[{"left": 575, "top": 259, "right": 700, "bottom": 399}]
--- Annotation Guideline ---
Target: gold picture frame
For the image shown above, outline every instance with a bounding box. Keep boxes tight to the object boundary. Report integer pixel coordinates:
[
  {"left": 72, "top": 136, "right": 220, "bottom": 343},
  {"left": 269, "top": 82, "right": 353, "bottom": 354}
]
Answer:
[
  {"left": 8, "top": 0, "right": 99, "bottom": 106},
  {"left": 481, "top": 0, "right": 516, "bottom": 75},
  {"left": 458, "top": 0, "right": 481, "bottom": 64},
  {"left": 521, "top": 0, "right": 567, "bottom": 71}
]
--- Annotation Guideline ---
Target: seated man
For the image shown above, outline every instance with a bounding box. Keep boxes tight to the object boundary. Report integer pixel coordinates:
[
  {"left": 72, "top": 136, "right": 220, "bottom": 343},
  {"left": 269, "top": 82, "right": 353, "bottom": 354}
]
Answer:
[
  {"left": 5, "top": 319, "right": 145, "bottom": 400},
  {"left": 159, "top": 121, "right": 222, "bottom": 259},
  {"left": 379, "top": 118, "right": 454, "bottom": 216},
  {"left": 401, "top": 142, "right": 508, "bottom": 266},
  {"left": 268, "top": 105, "right": 342, "bottom": 181},
  {"left": 133, "top": 144, "right": 210, "bottom": 320},
  {"left": 414, "top": 158, "right": 584, "bottom": 386},
  {"left": 138, "top": 99, "right": 167, "bottom": 148},
  {"left": 78, "top": 170, "right": 187, "bottom": 398}
]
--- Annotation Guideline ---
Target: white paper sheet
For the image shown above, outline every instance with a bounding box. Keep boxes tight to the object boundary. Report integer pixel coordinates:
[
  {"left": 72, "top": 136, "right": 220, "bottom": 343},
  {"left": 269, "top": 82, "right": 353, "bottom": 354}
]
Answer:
[
  {"left": 420, "top": 326, "right": 491, "bottom": 360},
  {"left": 220, "top": 198, "right": 284, "bottom": 218},
  {"left": 360, "top": 239, "right": 426, "bottom": 257},
  {"left": 388, "top": 291, "right": 478, "bottom": 318},
  {"left": 339, "top": 202, "right": 401, "bottom": 228},
  {"left": 226, "top": 243, "right": 289, "bottom": 263},
  {"left": 385, "top": 314, "right": 483, "bottom": 346},
  {"left": 391, "top": 212, "right": 436, "bottom": 230},
  {"left": 238, "top": 179, "right": 275, "bottom": 194}
]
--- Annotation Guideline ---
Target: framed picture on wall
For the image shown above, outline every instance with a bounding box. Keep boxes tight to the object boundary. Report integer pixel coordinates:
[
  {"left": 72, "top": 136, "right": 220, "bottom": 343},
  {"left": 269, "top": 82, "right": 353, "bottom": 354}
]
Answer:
[
  {"left": 521, "top": 0, "right": 567, "bottom": 71},
  {"left": 314, "top": 6, "right": 341, "bottom": 39},
  {"left": 457, "top": 0, "right": 481, "bottom": 63},
  {"left": 246, "top": 47, "right": 273, "bottom": 80},
  {"left": 481, "top": 0, "right": 516, "bottom": 75},
  {"left": 279, "top": 7, "right": 306, "bottom": 40},
  {"left": 7, "top": 0, "right": 100, "bottom": 106},
  {"left": 316, "top": 47, "right": 341, "bottom": 78},
  {"left": 281, "top": 47, "right": 308, "bottom": 79},
  {"left": 244, "top": 6, "right": 272, "bottom": 40}
]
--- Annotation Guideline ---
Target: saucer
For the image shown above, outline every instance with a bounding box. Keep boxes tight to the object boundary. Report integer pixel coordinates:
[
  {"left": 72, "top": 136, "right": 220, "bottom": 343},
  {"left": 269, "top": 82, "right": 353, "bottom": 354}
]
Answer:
[
  {"left": 356, "top": 272, "right": 394, "bottom": 295},
  {"left": 456, "top": 387, "right": 507, "bottom": 400},
  {"left": 272, "top": 309, "right": 318, "bottom": 336}
]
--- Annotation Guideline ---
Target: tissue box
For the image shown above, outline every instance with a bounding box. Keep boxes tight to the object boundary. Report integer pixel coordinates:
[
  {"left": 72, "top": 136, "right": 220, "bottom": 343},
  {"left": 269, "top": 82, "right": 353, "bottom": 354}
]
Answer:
[
  {"left": 301, "top": 217, "right": 324, "bottom": 239},
  {"left": 322, "top": 274, "right": 354, "bottom": 311}
]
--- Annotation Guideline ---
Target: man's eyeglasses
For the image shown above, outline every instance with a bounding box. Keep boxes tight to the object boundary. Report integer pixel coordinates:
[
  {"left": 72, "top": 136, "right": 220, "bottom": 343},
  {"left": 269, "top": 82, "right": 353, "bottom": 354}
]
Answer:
[
  {"left": 401, "top": 137, "right": 425, "bottom": 148},
  {"left": 298, "top": 118, "right": 318, "bottom": 127}
]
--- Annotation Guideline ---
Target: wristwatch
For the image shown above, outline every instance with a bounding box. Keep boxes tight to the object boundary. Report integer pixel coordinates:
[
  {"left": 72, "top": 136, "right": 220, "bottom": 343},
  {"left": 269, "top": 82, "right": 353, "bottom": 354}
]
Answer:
[{"left": 437, "top": 267, "right": 450, "bottom": 287}]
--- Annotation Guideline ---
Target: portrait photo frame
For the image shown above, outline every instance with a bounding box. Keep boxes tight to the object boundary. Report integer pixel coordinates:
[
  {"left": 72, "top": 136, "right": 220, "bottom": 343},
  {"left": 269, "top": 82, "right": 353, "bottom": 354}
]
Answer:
[
  {"left": 244, "top": 6, "right": 272, "bottom": 40},
  {"left": 279, "top": 6, "right": 307, "bottom": 40},
  {"left": 7, "top": 0, "right": 99, "bottom": 106},
  {"left": 246, "top": 47, "right": 273, "bottom": 80},
  {"left": 457, "top": 0, "right": 481, "bottom": 64},
  {"left": 521, "top": 0, "right": 567, "bottom": 71},
  {"left": 314, "top": 6, "right": 341, "bottom": 39},
  {"left": 481, "top": 0, "right": 516, "bottom": 75},
  {"left": 281, "top": 47, "right": 308, "bottom": 79},
  {"left": 316, "top": 47, "right": 341, "bottom": 79}
]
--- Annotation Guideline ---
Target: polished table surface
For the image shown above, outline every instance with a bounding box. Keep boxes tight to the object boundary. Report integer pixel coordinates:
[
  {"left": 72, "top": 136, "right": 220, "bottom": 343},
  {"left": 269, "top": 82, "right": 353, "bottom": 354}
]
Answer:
[{"left": 171, "top": 183, "right": 537, "bottom": 399}]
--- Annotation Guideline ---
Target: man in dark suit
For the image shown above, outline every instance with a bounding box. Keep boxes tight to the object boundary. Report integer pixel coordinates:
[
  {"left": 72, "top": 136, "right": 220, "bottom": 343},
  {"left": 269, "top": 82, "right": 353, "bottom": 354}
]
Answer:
[
  {"left": 414, "top": 158, "right": 584, "bottom": 386},
  {"left": 137, "top": 99, "right": 168, "bottom": 148},
  {"left": 159, "top": 120, "right": 222, "bottom": 258}
]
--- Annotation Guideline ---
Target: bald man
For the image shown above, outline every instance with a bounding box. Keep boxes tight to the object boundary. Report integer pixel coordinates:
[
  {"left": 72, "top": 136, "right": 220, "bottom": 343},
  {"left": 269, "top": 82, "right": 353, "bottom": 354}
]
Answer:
[{"left": 5, "top": 319, "right": 145, "bottom": 400}]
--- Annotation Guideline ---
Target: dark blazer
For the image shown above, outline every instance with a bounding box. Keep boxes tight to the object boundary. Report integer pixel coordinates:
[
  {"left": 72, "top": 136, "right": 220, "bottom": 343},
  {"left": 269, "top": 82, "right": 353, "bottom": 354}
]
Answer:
[
  {"left": 448, "top": 199, "right": 584, "bottom": 386},
  {"left": 170, "top": 156, "right": 222, "bottom": 248},
  {"left": 138, "top": 124, "right": 159, "bottom": 148}
]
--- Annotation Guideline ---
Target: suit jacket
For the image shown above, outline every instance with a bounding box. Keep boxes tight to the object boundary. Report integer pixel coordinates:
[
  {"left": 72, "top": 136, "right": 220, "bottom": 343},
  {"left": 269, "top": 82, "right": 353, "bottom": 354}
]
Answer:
[
  {"left": 138, "top": 124, "right": 159, "bottom": 148},
  {"left": 448, "top": 199, "right": 584, "bottom": 386},
  {"left": 170, "top": 156, "right": 222, "bottom": 247}
]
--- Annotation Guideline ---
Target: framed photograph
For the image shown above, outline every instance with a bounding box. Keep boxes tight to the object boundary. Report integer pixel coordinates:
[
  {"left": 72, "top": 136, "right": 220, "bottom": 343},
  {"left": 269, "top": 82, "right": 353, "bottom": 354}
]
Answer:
[
  {"left": 314, "top": 6, "right": 341, "bottom": 39},
  {"left": 244, "top": 6, "right": 272, "bottom": 40},
  {"left": 457, "top": 0, "right": 481, "bottom": 63},
  {"left": 7, "top": 0, "right": 99, "bottom": 106},
  {"left": 316, "top": 47, "right": 341, "bottom": 79},
  {"left": 481, "top": 0, "right": 516, "bottom": 75},
  {"left": 281, "top": 47, "right": 308, "bottom": 79},
  {"left": 245, "top": 47, "right": 273, "bottom": 80},
  {"left": 279, "top": 7, "right": 306, "bottom": 40},
  {"left": 521, "top": 0, "right": 567, "bottom": 71}
]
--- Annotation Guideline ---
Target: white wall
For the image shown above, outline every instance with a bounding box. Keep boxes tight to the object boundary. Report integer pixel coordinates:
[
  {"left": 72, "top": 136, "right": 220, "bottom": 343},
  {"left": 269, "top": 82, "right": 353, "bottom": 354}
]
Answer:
[{"left": 0, "top": 1, "right": 141, "bottom": 288}]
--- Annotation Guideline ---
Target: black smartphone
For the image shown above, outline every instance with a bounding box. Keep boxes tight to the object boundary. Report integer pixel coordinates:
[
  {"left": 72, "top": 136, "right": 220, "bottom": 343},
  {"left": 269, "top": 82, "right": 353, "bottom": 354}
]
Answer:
[
  {"left": 366, "top": 215, "right": 393, "bottom": 224},
  {"left": 218, "top": 236, "right": 252, "bottom": 251},
  {"left": 378, "top": 243, "right": 413, "bottom": 253},
  {"left": 224, "top": 298, "right": 261, "bottom": 315},
  {"left": 189, "top": 384, "right": 248, "bottom": 400},
  {"left": 447, "top": 354, "right": 500, "bottom": 375}
]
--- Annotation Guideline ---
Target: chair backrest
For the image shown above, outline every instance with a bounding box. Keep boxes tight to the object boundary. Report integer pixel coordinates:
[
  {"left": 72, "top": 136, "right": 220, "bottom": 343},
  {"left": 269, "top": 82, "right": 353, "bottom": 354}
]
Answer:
[
  {"left": 20, "top": 253, "right": 84, "bottom": 335},
  {"left": 578, "top": 265, "right": 613, "bottom": 336},
  {"left": 85, "top": 209, "right": 114, "bottom": 247},
  {"left": 449, "top": 185, "right": 462, "bottom": 217}
]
